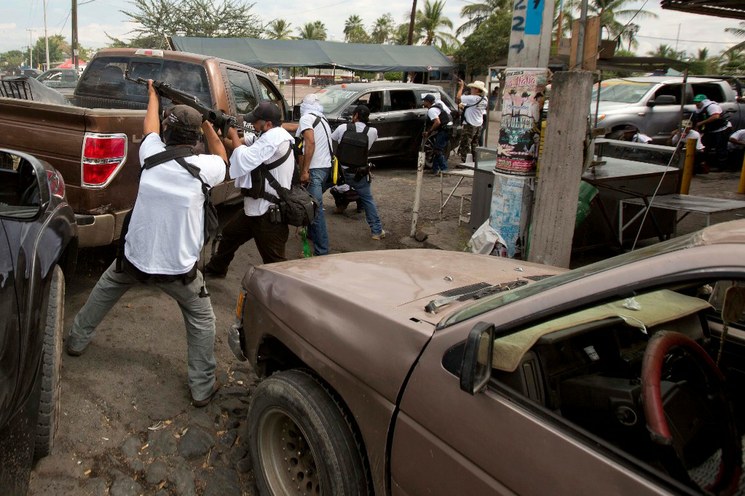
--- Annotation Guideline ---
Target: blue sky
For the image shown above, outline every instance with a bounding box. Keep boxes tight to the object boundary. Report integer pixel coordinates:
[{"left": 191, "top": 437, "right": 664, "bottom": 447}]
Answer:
[{"left": 2, "top": 0, "right": 742, "bottom": 61}]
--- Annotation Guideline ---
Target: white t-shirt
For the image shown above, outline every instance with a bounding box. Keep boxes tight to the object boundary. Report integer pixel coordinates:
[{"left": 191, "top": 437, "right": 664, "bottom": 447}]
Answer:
[
  {"left": 125, "top": 133, "right": 226, "bottom": 275},
  {"left": 296, "top": 112, "right": 333, "bottom": 169},
  {"left": 632, "top": 133, "right": 652, "bottom": 144},
  {"left": 231, "top": 126, "right": 295, "bottom": 217},
  {"left": 461, "top": 94, "right": 487, "bottom": 126},
  {"left": 729, "top": 129, "right": 745, "bottom": 151},
  {"left": 426, "top": 100, "right": 452, "bottom": 127},
  {"left": 672, "top": 129, "right": 705, "bottom": 151}
]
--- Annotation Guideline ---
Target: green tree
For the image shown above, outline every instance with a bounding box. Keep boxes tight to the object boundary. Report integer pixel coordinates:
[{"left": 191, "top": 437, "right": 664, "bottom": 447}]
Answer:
[
  {"left": 455, "top": 11, "right": 510, "bottom": 76},
  {"left": 0, "top": 50, "right": 26, "bottom": 74},
  {"left": 718, "top": 49, "right": 745, "bottom": 76},
  {"left": 456, "top": 0, "right": 508, "bottom": 37},
  {"left": 344, "top": 15, "right": 370, "bottom": 43},
  {"left": 297, "top": 21, "right": 327, "bottom": 40},
  {"left": 724, "top": 21, "right": 745, "bottom": 55},
  {"left": 391, "top": 22, "right": 421, "bottom": 45},
  {"left": 265, "top": 19, "right": 293, "bottom": 40},
  {"left": 646, "top": 43, "right": 684, "bottom": 60},
  {"left": 33, "top": 34, "right": 70, "bottom": 67},
  {"left": 687, "top": 48, "right": 717, "bottom": 75},
  {"left": 416, "top": 0, "right": 456, "bottom": 46},
  {"left": 567, "top": 0, "right": 657, "bottom": 44},
  {"left": 371, "top": 14, "right": 395, "bottom": 44},
  {"left": 119, "top": 0, "right": 262, "bottom": 48}
]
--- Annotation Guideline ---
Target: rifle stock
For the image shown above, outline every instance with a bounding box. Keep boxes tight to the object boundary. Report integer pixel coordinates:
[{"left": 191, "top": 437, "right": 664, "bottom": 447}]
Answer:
[{"left": 124, "top": 71, "right": 236, "bottom": 135}]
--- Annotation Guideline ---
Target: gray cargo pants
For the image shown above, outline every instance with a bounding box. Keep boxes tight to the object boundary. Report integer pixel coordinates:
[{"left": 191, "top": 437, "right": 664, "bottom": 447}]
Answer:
[{"left": 67, "top": 261, "right": 217, "bottom": 402}]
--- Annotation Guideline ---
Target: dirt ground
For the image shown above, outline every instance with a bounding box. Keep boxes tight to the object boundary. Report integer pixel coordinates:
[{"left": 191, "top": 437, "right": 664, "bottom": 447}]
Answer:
[{"left": 28, "top": 84, "right": 745, "bottom": 495}]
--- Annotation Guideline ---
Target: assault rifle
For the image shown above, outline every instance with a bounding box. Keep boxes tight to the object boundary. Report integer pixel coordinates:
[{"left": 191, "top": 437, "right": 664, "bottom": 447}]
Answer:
[{"left": 124, "top": 71, "right": 236, "bottom": 135}]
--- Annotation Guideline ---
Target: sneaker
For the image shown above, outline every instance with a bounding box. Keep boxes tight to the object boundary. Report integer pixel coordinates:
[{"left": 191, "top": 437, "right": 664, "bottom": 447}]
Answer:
[
  {"left": 192, "top": 381, "right": 220, "bottom": 408},
  {"left": 371, "top": 230, "right": 386, "bottom": 240},
  {"left": 65, "top": 339, "right": 86, "bottom": 357}
]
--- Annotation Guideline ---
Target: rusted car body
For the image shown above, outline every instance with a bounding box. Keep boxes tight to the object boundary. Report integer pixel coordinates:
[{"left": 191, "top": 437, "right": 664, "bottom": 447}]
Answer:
[
  {"left": 231, "top": 221, "right": 745, "bottom": 495},
  {"left": 0, "top": 148, "right": 77, "bottom": 494}
]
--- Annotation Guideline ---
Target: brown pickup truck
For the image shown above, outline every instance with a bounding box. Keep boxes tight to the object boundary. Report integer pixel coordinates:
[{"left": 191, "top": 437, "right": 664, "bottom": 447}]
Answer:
[{"left": 0, "top": 48, "right": 290, "bottom": 247}]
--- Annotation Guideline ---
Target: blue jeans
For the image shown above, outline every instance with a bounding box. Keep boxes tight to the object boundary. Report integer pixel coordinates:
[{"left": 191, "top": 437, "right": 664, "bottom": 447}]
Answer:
[
  {"left": 307, "top": 167, "right": 332, "bottom": 255},
  {"left": 432, "top": 129, "right": 449, "bottom": 173},
  {"left": 343, "top": 169, "right": 383, "bottom": 235},
  {"left": 67, "top": 261, "right": 217, "bottom": 402}
]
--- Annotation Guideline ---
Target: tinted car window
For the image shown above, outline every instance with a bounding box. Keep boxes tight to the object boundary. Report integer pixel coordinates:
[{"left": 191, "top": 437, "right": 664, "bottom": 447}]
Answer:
[
  {"left": 227, "top": 69, "right": 257, "bottom": 114},
  {"left": 353, "top": 91, "right": 384, "bottom": 113},
  {"left": 390, "top": 90, "right": 417, "bottom": 110},
  {"left": 316, "top": 88, "right": 360, "bottom": 114},
  {"left": 256, "top": 75, "right": 284, "bottom": 113}
]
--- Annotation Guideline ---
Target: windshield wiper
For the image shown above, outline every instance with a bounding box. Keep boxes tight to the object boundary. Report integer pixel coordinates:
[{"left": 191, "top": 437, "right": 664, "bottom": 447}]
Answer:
[{"left": 425, "top": 279, "right": 528, "bottom": 314}]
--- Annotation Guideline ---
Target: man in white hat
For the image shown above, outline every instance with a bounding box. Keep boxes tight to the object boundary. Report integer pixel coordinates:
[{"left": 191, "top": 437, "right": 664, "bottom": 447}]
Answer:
[{"left": 456, "top": 79, "right": 488, "bottom": 163}]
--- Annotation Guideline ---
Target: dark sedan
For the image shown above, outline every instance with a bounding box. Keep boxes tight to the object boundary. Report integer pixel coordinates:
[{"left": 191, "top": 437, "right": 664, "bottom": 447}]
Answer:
[
  {"left": 36, "top": 68, "right": 79, "bottom": 99},
  {"left": 0, "top": 149, "right": 77, "bottom": 493},
  {"left": 313, "top": 82, "right": 461, "bottom": 165}
]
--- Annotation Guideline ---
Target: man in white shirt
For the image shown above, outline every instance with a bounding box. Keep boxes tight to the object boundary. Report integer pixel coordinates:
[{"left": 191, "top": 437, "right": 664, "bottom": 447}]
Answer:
[
  {"left": 67, "top": 80, "right": 228, "bottom": 407},
  {"left": 693, "top": 94, "right": 730, "bottom": 170},
  {"left": 728, "top": 128, "right": 745, "bottom": 169},
  {"left": 296, "top": 93, "right": 334, "bottom": 255},
  {"left": 330, "top": 105, "right": 385, "bottom": 239},
  {"left": 422, "top": 94, "right": 452, "bottom": 174},
  {"left": 206, "top": 102, "right": 295, "bottom": 274},
  {"left": 455, "top": 79, "right": 487, "bottom": 163}
]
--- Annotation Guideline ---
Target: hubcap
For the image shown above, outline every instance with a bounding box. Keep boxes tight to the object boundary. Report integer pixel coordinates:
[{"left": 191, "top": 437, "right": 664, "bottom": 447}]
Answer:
[{"left": 258, "top": 408, "right": 321, "bottom": 495}]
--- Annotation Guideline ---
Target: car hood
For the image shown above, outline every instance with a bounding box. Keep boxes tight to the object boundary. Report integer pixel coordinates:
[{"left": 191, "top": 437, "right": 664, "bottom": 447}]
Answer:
[{"left": 245, "top": 249, "right": 561, "bottom": 400}]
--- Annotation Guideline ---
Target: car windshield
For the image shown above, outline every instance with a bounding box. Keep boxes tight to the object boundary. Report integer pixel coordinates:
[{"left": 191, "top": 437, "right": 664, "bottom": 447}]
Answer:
[
  {"left": 440, "top": 232, "right": 698, "bottom": 328},
  {"left": 315, "top": 88, "right": 361, "bottom": 114},
  {"left": 592, "top": 81, "right": 656, "bottom": 103}
]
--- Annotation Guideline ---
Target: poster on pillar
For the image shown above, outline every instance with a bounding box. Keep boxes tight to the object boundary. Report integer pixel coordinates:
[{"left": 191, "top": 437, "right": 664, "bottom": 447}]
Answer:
[
  {"left": 496, "top": 68, "right": 548, "bottom": 176},
  {"left": 489, "top": 173, "right": 535, "bottom": 258}
]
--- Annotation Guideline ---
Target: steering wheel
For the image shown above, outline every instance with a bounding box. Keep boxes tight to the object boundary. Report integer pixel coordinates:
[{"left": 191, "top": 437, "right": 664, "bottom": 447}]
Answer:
[{"left": 641, "top": 331, "right": 742, "bottom": 495}]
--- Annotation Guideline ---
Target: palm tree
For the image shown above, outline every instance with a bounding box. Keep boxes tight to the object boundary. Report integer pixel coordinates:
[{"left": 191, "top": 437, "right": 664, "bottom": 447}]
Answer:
[
  {"left": 567, "top": 0, "right": 656, "bottom": 44},
  {"left": 391, "top": 22, "right": 421, "bottom": 45},
  {"left": 646, "top": 44, "right": 683, "bottom": 60},
  {"left": 265, "top": 19, "right": 293, "bottom": 40},
  {"left": 297, "top": 21, "right": 327, "bottom": 41},
  {"left": 719, "top": 49, "right": 745, "bottom": 75},
  {"left": 456, "top": 0, "right": 509, "bottom": 37},
  {"left": 724, "top": 21, "right": 745, "bottom": 55},
  {"left": 416, "top": 0, "right": 456, "bottom": 46},
  {"left": 371, "top": 14, "right": 395, "bottom": 44},
  {"left": 344, "top": 15, "right": 370, "bottom": 43}
]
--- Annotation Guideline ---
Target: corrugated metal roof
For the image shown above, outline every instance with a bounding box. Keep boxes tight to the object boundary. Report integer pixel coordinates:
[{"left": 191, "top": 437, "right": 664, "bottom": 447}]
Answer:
[{"left": 660, "top": 0, "right": 745, "bottom": 20}]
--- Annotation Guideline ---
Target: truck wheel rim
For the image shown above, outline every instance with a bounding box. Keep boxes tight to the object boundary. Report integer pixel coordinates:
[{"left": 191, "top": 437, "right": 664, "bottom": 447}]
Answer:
[{"left": 258, "top": 408, "right": 320, "bottom": 495}]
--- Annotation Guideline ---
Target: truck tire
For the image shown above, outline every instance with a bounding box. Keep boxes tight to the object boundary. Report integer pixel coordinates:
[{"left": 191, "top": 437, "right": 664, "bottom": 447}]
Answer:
[
  {"left": 248, "top": 369, "right": 369, "bottom": 496},
  {"left": 34, "top": 265, "right": 64, "bottom": 460}
]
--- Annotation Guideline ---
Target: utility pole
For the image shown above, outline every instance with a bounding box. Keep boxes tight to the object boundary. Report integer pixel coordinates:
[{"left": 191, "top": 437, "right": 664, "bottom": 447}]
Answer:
[
  {"left": 43, "top": 0, "right": 50, "bottom": 70},
  {"left": 26, "top": 29, "right": 34, "bottom": 68},
  {"left": 72, "top": 0, "right": 79, "bottom": 72},
  {"left": 407, "top": 0, "right": 417, "bottom": 46}
]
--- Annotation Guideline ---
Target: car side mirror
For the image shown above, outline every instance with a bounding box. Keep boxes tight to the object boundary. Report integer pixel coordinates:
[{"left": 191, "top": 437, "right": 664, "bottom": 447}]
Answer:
[
  {"left": 460, "top": 322, "right": 494, "bottom": 395},
  {"left": 341, "top": 109, "right": 353, "bottom": 122},
  {"left": 648, "top": 95, "right": 676, "bottom": 107}
]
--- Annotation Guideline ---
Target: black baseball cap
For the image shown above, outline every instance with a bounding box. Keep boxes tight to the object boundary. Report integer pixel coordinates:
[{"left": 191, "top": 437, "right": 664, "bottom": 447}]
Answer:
[
  {"left": 423, "top": 94, "right": 436, "bottom": 103},
  {"left": 163, "top": 105, "right": 202, "bottom": 131},
  {"left": 244, "top": 102, "right": 281, "bottom": 125}
]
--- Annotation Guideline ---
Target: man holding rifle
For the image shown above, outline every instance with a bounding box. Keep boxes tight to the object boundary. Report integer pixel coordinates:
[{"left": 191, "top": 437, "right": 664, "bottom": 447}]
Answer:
[{"left": 66, "top": 80, "right": 228, "bottom": 408}]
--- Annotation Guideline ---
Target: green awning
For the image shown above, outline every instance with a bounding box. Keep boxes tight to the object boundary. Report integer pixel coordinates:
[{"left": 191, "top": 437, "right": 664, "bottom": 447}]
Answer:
[{"left": 169, "top": 37, "right": 454, "bottom": 72}]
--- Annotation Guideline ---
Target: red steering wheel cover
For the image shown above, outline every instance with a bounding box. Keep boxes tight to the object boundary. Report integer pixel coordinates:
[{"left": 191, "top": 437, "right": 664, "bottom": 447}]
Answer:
[{"left": 641, "top": 331, "right": 725, "bottom": 444}]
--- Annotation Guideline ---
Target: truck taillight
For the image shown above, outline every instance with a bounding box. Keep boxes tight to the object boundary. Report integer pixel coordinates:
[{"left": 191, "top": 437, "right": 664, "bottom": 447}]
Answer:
[
  {"left": 81, "top": 133, "right": 128, "bottom": 188},
  {"left": 46, "top": 170, "right": 65, "bottom": 199}
]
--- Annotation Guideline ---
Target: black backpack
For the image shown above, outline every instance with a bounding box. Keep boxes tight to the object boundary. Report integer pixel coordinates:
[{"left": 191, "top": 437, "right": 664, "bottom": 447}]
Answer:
[
  {"left": 336, "top": 123, "right": 370, "bottom": 168},
  {"left": 433, "top": 103, "right": 453, "bottom": 127},
  {"left": 241, "top": 140, "right": 319, "bottom": 227}
]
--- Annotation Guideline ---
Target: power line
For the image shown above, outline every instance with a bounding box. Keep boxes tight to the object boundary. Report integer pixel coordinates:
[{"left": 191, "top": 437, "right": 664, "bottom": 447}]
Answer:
[{"left": 636, "top": 34, "right": 737, "bottom": 45}]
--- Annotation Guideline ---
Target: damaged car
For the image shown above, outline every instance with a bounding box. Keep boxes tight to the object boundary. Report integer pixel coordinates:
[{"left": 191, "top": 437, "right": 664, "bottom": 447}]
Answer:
[{"left": 229, "top": 220, "right": 745, "bottom": 495}]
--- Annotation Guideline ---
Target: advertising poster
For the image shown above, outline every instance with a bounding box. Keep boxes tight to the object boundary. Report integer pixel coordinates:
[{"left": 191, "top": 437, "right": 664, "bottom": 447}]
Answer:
[
  {"left": 489, "top": 173, "right": 535, "bottom": 258},
  {"left": 496, "top": 68, "right": 549, "bottom": 176}
]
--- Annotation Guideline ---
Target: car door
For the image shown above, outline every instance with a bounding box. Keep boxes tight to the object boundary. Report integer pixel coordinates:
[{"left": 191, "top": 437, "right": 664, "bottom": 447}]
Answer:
[
  {"left": 644, "top": 84, "right": 687, "bottom": 139},
  {"left": 385, "top": 89, "right": 426, "bottom": 161},
  {"left": 389, "top": 244, "right": 743, "bottom": 495},
  {"left": 343, "top": 90, "right": 388, "bottom": 159}
]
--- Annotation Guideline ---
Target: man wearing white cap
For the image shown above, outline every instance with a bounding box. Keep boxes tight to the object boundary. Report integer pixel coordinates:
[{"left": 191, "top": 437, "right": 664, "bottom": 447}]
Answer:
[
  {"left": 296, "top": 93, "right": 334, "bottom": 255},
  {"left": 456, "top": 79, "right": 487, "bottom": 163}
]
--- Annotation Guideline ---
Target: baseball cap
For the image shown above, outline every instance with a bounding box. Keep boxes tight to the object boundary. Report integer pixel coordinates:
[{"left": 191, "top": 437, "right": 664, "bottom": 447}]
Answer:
[
  {"left": 244, "top": 101, "right": 281, "bottom": 125},
  {"left": 423, "top": 94, "right": 436, "bottom": 103},
  {"left": 163, "top": 105, "right": 202, "bottom": 131},
  {"left": 693, "top": 94, "right": 707, "bottom": 103}
]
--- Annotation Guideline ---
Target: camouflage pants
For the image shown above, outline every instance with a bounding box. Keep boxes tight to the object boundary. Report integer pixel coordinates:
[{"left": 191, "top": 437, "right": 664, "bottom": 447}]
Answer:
[{"left": 458, "top": 123, "right": 481, "bottom": 162}]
